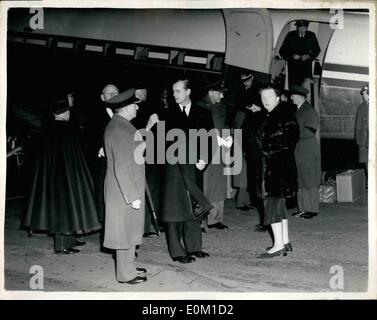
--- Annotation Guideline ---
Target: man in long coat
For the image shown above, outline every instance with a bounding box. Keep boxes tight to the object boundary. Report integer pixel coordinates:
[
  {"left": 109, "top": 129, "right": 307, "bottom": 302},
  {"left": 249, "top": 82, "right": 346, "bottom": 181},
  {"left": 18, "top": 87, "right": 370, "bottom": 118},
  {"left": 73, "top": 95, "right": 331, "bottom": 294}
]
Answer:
[
  {"left": 160, "top": 77, "right": 213, "bottom": 263},
  {"left": 291, "top": 85, "right": 321, "bottom": 219},
  {"left": 197, "top": 80, "right": 231, "bottom": 230},
  {"left": 233, "top": 72, "right": 261, "bottom": 211},
  {"left": 103, "top": 88, "right": 147, "bottom": 284},
  {"left": 355, "top": 84, "right": 369, "bottom": 179},
  {"left": 279, "top": 19, "right": 321, "bottom": 88}
]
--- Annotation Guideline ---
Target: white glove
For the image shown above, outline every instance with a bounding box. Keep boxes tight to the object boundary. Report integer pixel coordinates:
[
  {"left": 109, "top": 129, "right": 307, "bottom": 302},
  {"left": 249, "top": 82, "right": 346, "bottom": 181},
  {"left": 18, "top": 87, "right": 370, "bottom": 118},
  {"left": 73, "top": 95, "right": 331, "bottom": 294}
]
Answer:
[
  {"left": 246, "top": 104, "right": 261, "bottom": 113},
  {"left": 98, "top": 147, "right": 105, "bottom": 158},
  {"left": 131, "top": 199, "right": 141, "bottom": 209},
  {"left": 196, "top": 159, "right": 206, "bottom": 170}
]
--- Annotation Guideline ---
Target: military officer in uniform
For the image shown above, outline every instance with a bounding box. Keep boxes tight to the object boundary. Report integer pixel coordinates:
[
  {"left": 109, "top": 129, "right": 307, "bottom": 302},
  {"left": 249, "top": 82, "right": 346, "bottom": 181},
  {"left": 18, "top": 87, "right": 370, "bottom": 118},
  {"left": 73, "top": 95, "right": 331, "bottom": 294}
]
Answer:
[
  {"left": 355, "top": 84, "right": 369, "bottom": 182},
  {"left": 279, "top": 19, "right": 321, "bottom": 88},
  {"left": 103, "top": 89, "right": 147, "bottom": 284}
]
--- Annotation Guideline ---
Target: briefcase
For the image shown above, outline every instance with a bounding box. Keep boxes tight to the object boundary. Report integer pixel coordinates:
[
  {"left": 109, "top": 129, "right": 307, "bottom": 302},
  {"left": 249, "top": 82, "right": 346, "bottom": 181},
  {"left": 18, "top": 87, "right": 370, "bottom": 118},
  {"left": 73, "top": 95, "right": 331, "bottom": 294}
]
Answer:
[{"left": 336, "top": 169, "right": 366, "bottom": 202}]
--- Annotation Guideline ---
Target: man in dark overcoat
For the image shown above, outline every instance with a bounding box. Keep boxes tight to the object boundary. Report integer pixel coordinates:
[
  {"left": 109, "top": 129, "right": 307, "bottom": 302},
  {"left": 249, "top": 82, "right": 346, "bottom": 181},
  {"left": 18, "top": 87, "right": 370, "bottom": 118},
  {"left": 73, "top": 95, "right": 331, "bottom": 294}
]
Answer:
[
  {"left": 279, "top": 20, "right": 321, "bottom": 87},
  {"left": 103, "top": 88, "right": 147, "bottom": 284},
  {"left": 160, "top": 77, "right": 213, "bottom": 263},
  {"left": 197, "top": 80, "right": 231, "bottom": 230},
  {"left": 233, "top": 72, "right": 262, "bottom": 211},
  {"left": 291, "top": 85, "right": 321, "bottom": 219},
  {"left": 355, "top": 84, "right": 369, "bottom": 179}
]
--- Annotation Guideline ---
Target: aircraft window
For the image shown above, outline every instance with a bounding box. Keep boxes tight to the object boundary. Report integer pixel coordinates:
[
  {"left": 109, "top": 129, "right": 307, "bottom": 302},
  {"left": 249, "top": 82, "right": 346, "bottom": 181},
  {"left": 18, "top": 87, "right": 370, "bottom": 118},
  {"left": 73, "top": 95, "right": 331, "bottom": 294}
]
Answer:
[
  {"left": 148, "top": 51, "right": 169, "bottom": 60},
  {"left": 184, "top": 55, "right": 207, "bottom": 65},
  {"left": 85, "top": 44, "right": 103, "bottom": 53},
  {"left": 24, "top": 38, "right": 46, "bottom": 46},
  {"left": 57, "top": 41, "right": 74, "bottom": 49},
  {"left": 115, "top": 48, "right": 134, "bottom": 56}
]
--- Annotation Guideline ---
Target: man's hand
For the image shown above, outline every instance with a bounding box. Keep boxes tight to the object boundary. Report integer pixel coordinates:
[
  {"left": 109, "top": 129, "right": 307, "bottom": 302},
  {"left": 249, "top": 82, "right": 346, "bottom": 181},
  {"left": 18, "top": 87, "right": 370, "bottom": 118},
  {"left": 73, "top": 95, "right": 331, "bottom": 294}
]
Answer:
[
  {"left": 98, "top": 147, "right": 105, "bottom": 158},
  {"left": 131, "top": 199, "right": 141, "bottom": 209},
  {"left": 293, "top": 54, "right": 301, "bottom": 60},
  {"left": 196, "top": 159, "right": 206, "bottom": 171},
  {"left": 247, "top": 104, "right": 261, "bottom": 113},
  {"left": 301, "top": 54, "right": 310, "bottom": 61},
  {"left": 146, "top": 113, "right": 159, "bottom": 131}
]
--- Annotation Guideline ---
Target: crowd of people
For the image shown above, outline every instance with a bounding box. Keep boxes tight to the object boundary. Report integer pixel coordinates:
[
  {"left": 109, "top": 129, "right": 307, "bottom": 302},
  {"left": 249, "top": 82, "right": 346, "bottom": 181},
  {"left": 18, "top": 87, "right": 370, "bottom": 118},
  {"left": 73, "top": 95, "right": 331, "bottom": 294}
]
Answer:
[{"left": 19, "top": 19, "right": 369, "bottom": 285}]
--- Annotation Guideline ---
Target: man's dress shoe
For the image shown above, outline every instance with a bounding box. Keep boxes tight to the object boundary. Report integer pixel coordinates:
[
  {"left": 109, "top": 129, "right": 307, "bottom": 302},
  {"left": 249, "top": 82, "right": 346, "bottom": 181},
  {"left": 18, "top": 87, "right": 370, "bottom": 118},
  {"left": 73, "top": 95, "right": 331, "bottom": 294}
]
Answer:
[
  {"left": 208, "top": 223, "right": 229, "bottom": 230},
  {"left": 172, "top": 255, "right": 196, "bottom": 263},
  {"left": 143, "top": 232, "right": 158, "bottom": 238},
  {"left": 55, "top": 247, "right": 80, "bottom": 255},
  {"left": 292, "top": 211, "right": 305, "bottom": 217},
  {"left": 136, "top": 267, "right": 147, "bottom": 275},
  {"left": 300, "top": 212, "right": 318, "bottom": 219},
  {"left": 266, "top": 243, "right": 292, "bottom": 252},
  {"left": 257, "top": 248, "right": 287, "bottom": 259},
  {"left": 187, "top": 251, "right": 209, "bottom": 258},
  {"left": 119, "top": 276, "right": 147, "bottom": 284},
  {"left": 74, "top": 240, "right": 86, "bottom": 247}
]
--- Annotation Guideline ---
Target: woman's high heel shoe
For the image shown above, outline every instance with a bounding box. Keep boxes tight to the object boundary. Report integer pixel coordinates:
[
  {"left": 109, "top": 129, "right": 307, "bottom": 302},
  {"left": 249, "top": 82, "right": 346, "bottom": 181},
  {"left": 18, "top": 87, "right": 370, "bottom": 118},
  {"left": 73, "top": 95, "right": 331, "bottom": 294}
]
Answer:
[
  {"left": 257, "top": 248, "right": 287, "bottom": 259},
  {"left": 266, "top": 243, "right": 293, "bottom": 252}
]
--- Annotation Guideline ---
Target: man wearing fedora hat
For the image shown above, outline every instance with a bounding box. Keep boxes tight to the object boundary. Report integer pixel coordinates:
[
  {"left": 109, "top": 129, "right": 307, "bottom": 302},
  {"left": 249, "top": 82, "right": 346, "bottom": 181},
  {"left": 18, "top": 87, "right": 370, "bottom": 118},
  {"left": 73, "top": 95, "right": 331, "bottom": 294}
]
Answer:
[
  {"left": 103, "top": 88, "right": 148, "bottom": 284},
  {"left": 355, "top": 84, "right": 369, "bottom": 182},
  {"left": 291, "top": 85, "right": 321, "bottom": 219},
  {"left": 197, "top": 79, "right": 232, "bottom": 230},
  {"left": 279, "top": 19, "right": 321, "bottom": 88}
]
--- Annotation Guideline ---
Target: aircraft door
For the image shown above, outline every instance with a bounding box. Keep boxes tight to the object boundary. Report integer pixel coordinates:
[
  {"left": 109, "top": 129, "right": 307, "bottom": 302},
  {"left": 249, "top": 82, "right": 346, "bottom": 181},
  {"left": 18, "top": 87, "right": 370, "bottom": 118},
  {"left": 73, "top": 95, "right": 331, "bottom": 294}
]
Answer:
[
  {"left": 222, "top": 9, "right": 273, "bottom": 73},
  {"left": 271, "top": 20, "right": 335, "bottom": 89},
  {"left": 271, "top": 20, "right": 335, "bottom": 140}
]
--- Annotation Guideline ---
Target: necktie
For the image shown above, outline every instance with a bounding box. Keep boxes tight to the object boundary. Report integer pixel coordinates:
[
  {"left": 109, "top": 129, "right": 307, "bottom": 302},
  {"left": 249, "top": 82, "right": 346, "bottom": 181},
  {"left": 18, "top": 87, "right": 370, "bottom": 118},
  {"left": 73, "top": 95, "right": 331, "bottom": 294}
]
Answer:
[{"left": 182, "top": 105, "right": 187, "bottom": 117}]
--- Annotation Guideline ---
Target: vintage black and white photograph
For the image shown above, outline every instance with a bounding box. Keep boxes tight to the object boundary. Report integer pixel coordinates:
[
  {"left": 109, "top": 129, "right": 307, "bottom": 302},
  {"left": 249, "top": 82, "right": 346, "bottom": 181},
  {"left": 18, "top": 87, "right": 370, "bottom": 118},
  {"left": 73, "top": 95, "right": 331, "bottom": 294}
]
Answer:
[{"left": 1, "top": 0, "right": 375, "bottom": 298}]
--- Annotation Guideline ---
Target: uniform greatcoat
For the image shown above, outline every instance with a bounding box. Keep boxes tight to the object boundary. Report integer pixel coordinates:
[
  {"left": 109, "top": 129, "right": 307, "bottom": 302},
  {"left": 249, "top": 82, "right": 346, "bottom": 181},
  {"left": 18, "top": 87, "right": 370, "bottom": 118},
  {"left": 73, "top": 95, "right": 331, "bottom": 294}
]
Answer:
[
  {"left": 103, "top": 114, "right": 145, "bottom": 249},
  {"left": 279, "top": 30, "right": 321, "bottom": 86},
  {"left": 355, "top": 101, "right": 369, "bottom": 164}
]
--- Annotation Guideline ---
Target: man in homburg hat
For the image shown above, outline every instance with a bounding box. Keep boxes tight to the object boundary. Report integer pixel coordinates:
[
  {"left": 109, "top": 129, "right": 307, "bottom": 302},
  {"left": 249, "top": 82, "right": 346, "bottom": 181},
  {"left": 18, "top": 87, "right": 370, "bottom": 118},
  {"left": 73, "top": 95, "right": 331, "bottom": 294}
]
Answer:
[{"left": 291, "top": 85, "right": 321, "bottom": 219}]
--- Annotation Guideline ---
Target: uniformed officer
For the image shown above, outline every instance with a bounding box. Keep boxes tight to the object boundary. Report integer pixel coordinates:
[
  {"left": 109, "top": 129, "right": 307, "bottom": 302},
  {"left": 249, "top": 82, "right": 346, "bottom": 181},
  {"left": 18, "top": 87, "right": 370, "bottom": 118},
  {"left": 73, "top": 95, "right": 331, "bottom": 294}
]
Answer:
[{"left": 279, "top": 20, "right": 321, "bottom": 88}]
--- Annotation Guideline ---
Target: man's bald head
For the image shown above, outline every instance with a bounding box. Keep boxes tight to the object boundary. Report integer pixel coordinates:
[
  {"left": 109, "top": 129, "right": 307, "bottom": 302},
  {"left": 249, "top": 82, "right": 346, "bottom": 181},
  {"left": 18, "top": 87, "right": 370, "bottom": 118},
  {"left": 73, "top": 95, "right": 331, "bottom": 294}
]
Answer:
[{"left": 101, "top": 84, "right": 119, "bottom": 102}]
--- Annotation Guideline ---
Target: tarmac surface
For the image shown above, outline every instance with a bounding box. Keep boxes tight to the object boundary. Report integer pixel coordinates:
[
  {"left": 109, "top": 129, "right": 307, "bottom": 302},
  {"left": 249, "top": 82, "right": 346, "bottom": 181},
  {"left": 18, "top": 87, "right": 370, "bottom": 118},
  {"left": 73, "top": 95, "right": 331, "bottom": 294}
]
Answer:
[{"left": 2, "top": 194, "right": 370, "bottom": 297}]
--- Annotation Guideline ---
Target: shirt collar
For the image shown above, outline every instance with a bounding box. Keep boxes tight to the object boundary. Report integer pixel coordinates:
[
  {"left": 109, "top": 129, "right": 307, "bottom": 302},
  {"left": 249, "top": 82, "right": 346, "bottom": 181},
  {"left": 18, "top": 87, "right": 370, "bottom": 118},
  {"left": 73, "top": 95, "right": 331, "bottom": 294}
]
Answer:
[
  {"left": 106, "top": 107, "right": 114, "bottom": 119},
  {"left": 297, "top": 101, "right": 305, "bottom": 110},
  {"left": 179, "top": 102, "right": 191, "bottom": 115}
]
